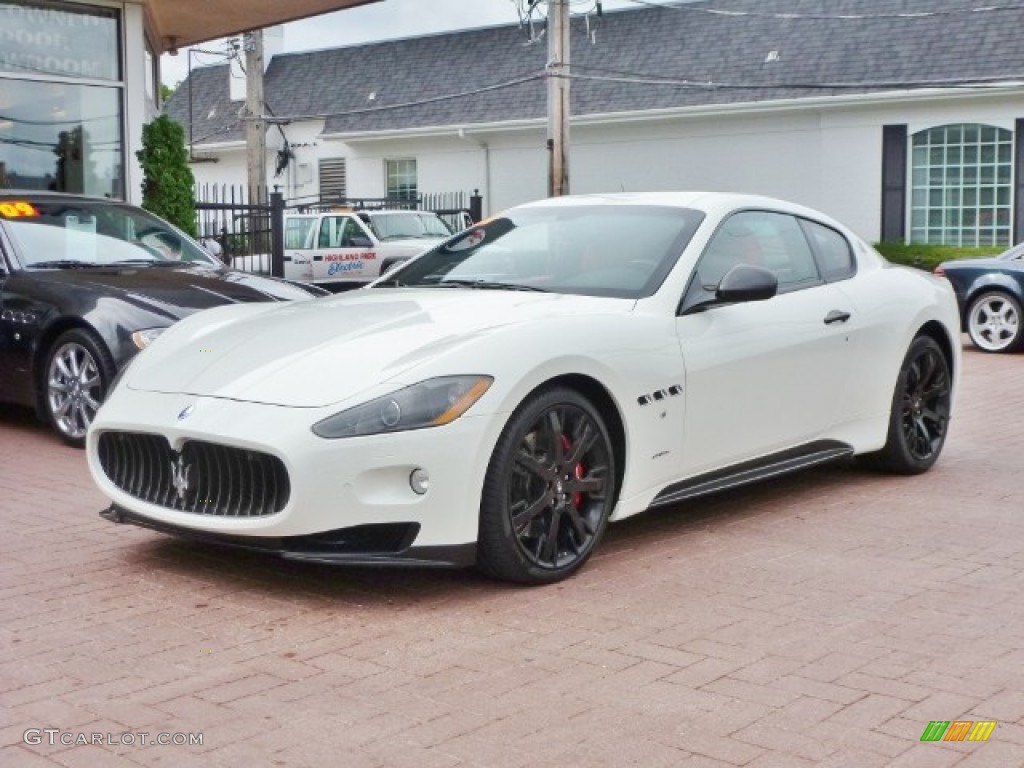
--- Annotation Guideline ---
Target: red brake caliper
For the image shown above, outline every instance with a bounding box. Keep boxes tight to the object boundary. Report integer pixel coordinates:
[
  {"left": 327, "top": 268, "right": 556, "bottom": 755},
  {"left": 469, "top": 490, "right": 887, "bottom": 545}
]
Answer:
[{"left": 561, "top": 435, "right": 585, "bottom": 507}]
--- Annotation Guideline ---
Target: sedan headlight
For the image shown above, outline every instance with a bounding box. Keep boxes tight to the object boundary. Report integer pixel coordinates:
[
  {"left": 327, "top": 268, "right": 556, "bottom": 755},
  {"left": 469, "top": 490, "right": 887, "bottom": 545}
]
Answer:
[
  {"left": 130, "top": 328, "right": 165, "bottom": 350},
  {"left": 312, "top": 375, "right": 493, "bottom": 439}
]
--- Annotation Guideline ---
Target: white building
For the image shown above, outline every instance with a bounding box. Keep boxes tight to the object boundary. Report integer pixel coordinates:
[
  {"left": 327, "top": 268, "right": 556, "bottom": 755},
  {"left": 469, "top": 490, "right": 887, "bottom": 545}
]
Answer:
[{"left": 169, "top": 0, "right": 1024, "bottom": 246}]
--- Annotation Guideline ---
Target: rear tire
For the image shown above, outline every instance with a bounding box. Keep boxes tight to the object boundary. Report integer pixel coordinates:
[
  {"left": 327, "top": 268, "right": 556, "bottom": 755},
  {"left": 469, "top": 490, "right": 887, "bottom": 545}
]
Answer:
[
  {"left": 477, "top": 387, "right": 617, "bottom": 585},
  {"left": 42, "top": 329, "right": 115, "bottom": 447},
  {"left": 857, "top": 335, "right": 951, "bottom": 474}
]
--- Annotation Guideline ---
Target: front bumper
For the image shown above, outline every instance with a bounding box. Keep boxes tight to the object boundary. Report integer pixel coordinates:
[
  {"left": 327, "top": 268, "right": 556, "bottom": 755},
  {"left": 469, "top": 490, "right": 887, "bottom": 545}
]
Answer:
[
  {"left": 100, "top": 505, "right": 476, "bottom": 567},
  {"left": 87, "top": 387, "right": 506, "bottom": 552}
]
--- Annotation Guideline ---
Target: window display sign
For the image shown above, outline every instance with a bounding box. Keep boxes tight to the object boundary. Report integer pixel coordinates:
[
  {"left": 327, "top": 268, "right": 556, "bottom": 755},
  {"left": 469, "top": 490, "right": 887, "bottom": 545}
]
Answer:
[{"left": 0, "top": 0, "right": 119, "bottom": 81}]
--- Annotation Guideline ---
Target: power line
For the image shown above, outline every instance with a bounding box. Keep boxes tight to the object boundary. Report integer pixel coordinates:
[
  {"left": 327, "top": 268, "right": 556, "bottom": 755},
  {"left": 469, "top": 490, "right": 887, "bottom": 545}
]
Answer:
[
  {"left": 258, "top": 72, "right": 546, "bottom": 124},
  {"left": 202, "top": 64, "right": 1023, "bottom": 133},
  {"left": 619, "top": 0, "right": 1024, "bottom": 20},
  {"left": 567, "top": 64, "right": 1024, "bottom": 91}
]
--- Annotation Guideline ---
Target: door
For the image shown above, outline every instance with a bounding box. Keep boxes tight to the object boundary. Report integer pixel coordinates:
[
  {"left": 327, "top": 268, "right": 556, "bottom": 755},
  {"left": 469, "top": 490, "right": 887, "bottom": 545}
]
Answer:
[
  {"left": 310, "top": 215, "right": 379, "bottom": 284},
  {"left": 283, "top": 215, "right": 317, "bottom": 282},
  {"left": 675, "top": 210, "right": 857, "bottom": 475}
]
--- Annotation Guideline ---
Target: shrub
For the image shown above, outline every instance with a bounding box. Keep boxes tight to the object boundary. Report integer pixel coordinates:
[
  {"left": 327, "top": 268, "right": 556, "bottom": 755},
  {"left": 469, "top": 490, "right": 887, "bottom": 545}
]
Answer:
[
  {"left": 136, "top": 115, "right": 197, "bottom": 238},
  {"left": 874, "top": 241, "right": 1004, "bottom": 270}
]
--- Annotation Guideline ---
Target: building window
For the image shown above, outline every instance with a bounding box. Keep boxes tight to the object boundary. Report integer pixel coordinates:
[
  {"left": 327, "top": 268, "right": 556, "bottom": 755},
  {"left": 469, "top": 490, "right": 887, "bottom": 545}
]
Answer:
[
  {"left": 0, "top": 0, "right": 121, "bottom": 81},
  {"left": 385, "top": 158, "right": 417, "bottom": 200},
  {"left": 910, "top": 123, "right": 1013, "bottom": 247},
  {"left": 0, "top": 0, "right": 124, "bottom": 197}
]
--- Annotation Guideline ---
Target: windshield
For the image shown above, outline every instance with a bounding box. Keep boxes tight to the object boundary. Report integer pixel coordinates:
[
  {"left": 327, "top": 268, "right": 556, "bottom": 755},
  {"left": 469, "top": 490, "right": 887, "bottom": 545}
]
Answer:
[
  {"left": 0, "top": 198, "right": 217, "bottom": 268},
  {"left": 368, "top": 212, "right": 452, "bottom": 240},
  {"left": 377, "top": 205, "right": 704, "bottom": 299}
]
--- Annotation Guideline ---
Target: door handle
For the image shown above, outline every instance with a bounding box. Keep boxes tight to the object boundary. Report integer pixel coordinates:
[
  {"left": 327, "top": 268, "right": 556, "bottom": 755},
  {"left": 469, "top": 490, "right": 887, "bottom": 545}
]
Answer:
[{"left": 824, "top": 310, "right": 851, "bottom": 325}]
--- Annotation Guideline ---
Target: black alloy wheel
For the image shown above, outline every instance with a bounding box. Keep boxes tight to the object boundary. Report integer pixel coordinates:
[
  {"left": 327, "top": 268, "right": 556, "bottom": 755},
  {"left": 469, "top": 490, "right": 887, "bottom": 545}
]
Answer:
[
  {"left": 478, "top": 387, "right": 617, "bottom": 584},
  {"left": 858, "top": 335, "right": 951, "bottom": 474}
]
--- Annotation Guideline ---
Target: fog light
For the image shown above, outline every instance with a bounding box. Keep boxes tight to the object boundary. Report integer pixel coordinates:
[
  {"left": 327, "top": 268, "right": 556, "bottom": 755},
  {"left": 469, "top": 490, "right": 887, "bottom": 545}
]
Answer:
[{"left": 410, "top": 468, "right": 430, "bottom": 495}]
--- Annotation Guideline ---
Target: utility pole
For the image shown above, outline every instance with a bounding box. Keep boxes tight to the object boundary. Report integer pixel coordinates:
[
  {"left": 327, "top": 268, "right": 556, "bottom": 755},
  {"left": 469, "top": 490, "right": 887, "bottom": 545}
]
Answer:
[
  {"left": 547, "top": 0, "right": 570, "bottom": 197},
  {"left": 244, "top": 29, "right": 266, "bottom": 204}
]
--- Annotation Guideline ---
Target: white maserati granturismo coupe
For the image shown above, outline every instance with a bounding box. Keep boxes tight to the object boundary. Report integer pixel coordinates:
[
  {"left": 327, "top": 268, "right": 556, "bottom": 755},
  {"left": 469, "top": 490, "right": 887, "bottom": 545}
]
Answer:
[{"left": 87, "top": 192, "right": 960, "bottom": 584}]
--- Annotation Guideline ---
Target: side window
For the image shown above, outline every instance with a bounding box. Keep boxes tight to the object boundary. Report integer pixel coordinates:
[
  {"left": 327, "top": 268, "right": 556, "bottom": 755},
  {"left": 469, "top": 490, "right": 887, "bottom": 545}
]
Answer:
[
  {"left": 318, "top": 217, "right": 348, "bottom": 248},
  {"left": 285, "top": 218, "right": 316, "bottom": 249},
  {"left": 800, "top": 219, "right": 856, "bottom": 282},
  {"left": 340, "top": 218, "right": 368, "bottom": 247},
  {"left": 696, "top": 210, "right": 821, "bottom": 293}
]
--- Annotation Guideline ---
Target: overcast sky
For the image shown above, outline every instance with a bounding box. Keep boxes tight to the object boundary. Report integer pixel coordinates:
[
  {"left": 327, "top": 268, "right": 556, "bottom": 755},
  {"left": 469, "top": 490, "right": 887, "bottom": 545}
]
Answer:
[{"left": 161, "top": 0, "right": 637, "bottom": 86}]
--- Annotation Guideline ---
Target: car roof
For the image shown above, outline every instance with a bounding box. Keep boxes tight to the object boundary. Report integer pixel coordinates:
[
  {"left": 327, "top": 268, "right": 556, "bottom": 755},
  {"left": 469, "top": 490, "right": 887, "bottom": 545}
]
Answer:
[{"left": 517, "top": 191, "right": 848, "bottom": 230}]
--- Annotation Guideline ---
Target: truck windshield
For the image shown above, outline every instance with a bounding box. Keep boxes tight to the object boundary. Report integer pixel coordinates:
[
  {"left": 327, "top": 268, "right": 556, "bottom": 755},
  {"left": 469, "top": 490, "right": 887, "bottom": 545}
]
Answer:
[{"left": 370, "top": 212, "right": 451, "bottom": 240}]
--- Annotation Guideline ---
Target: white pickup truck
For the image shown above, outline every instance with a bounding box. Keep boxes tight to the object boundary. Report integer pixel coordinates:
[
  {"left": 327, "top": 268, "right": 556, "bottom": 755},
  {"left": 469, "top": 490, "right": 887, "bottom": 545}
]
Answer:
[{"left": 281, "top": 209, "right": 454, "bottom": 288}]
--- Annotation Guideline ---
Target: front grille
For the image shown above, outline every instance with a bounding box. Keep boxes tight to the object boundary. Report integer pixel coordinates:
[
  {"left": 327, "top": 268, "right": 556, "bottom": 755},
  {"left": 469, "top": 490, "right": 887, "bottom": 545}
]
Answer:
[{"left": 97, "top": 432, "right": 290, "bottom": 517}]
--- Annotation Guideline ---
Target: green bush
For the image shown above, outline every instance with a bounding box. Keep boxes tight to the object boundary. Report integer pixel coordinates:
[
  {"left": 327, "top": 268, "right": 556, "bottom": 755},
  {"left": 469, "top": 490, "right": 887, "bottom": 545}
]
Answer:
[
  {"left": 874, "top": 241, "right": 1004, "bottom": 270},
  {"left": 136, "top": 115, "right": 197, "bottom": 238}
]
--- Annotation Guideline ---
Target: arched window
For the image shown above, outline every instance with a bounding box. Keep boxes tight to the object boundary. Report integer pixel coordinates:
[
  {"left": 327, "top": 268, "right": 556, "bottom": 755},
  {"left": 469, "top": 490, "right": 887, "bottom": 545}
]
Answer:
[{"left": 910, "top": 124, "right": 1013, "bottom": 246}]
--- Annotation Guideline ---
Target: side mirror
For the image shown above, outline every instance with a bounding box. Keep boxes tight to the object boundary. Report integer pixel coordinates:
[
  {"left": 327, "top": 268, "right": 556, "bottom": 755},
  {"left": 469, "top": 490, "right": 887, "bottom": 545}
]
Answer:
[
  {"left": 349, "top": 236, "right": 373, "bottom": 248},
  {"left": 716, "top": 264, "right": 778, "bottom": 303}
]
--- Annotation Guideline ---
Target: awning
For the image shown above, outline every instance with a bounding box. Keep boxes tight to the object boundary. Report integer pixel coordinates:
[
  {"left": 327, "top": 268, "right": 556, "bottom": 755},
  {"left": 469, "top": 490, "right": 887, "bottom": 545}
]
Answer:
[{"left": 144, "top": 0, "right": 382, "bottom": 52}]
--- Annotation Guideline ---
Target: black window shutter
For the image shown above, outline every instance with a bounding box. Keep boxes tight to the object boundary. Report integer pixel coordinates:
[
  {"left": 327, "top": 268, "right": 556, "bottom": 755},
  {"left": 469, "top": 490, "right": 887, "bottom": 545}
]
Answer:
[
  {"left": 881, "top": 125, "right": 908, "bottom": 243},
  {"left": 1015, "top": 119, "right": 1024, "bottom": 244}
]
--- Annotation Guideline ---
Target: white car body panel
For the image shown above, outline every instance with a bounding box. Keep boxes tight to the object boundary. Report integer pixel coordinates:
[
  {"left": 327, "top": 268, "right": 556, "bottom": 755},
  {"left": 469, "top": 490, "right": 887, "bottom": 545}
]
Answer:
[{"left": 87, "top": 192, "right": 962, "bottom": 574}]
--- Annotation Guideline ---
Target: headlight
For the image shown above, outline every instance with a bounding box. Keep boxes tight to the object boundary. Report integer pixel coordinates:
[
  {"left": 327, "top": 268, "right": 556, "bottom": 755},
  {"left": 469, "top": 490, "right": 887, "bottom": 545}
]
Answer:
[
  {"left": 312, "top": 375, "right": 493, "bottom": 439},
  {"left": 130, "top": 328, "right": 165, "bottom": 350}
]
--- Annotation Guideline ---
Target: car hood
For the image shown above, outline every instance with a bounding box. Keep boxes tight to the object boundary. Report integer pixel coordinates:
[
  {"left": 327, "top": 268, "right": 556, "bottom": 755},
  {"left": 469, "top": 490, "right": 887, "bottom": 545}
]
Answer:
[
  {"left": 30, "top": 264, "right": 315, "bottom": 320},
  {"left": 128, "top": 288, "right": 629, "bottom": 407}
]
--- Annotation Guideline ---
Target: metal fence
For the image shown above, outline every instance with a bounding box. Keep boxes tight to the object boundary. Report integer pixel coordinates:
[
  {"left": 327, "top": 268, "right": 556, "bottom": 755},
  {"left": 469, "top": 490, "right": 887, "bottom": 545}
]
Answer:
[
  {"left": 195, "top": 184, "right": 282, "bottom": 276},
  {"left": 195, "top": 185, "right": 482, "bottom": 278}
]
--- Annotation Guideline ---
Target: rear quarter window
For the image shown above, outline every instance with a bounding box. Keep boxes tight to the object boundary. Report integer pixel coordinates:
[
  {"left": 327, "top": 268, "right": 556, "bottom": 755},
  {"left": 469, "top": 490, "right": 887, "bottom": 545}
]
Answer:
[{"left": 800, "top": 219, "right": 856, "bottom": 282}]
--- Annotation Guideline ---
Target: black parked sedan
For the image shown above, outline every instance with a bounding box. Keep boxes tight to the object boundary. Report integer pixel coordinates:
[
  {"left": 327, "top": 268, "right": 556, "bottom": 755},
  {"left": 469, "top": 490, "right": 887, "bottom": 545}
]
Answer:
[
  {"left": 935, "top": 242, "right": 1024, "bottom": 353},
  {"left": 0, "top": 191, "right": 324, "bottom": 445}
]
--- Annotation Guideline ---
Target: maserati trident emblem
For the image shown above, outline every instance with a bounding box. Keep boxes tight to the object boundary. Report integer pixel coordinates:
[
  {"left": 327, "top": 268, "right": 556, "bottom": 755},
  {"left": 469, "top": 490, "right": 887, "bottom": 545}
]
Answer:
[
  {"left": 170, "top": 454, "right": 192, "bottom": 501},
  {"left": 177, "top": 404, "right": 196, "bottom": 421}
]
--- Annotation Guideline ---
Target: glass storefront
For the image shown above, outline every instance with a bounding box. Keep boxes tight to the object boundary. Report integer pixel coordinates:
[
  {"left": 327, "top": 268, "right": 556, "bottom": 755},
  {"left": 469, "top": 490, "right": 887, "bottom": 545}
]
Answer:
[{"left": 0, "top": 0, "right": 124, "bottom": 197}]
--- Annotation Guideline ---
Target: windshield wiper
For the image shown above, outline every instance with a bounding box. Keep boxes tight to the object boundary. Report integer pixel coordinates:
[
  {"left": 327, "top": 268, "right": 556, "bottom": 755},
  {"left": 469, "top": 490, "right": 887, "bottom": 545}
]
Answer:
[
  {"left": 108, "top": 259, "right": 178, "bottom": 266},
  {"left": 30, "top": 260, "right": 102, "bottom": 269},
  {"left": 427, "top": 279, "right": 549, "bottom": 292}
]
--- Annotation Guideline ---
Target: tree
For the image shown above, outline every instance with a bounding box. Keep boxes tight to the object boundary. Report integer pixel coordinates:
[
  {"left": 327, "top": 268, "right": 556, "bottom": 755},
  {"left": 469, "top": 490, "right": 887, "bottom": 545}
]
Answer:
[
  {"left": 160, "top": 83, "right": 177, "bottom": 104},
  {"left": 136, "top": 115, "right": 196, "bottom": 237}
]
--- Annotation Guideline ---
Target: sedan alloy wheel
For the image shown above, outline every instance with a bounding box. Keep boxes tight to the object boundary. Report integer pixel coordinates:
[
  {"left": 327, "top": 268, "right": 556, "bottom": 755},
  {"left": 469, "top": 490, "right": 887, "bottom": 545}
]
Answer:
[
  {"left": 967, "top": 291, "right": 1023, "bottom": 352},
  {"left": 45, "top": 330, "right": 113, "bottom": 445}
]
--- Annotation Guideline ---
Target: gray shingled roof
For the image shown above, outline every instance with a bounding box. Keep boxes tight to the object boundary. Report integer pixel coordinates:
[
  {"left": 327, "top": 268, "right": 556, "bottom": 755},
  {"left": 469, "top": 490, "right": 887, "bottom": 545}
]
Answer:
[{"left": 166, "top": 0, "right": 1024, "bottom": 147}]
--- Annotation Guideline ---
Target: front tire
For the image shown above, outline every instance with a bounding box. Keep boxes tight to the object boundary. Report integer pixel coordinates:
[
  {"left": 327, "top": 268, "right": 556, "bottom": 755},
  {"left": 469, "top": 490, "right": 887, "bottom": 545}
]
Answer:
[
  {"left": 966, "top": 291, "right": 1023, "bottom": 353},
  {"left": 43, "top": 329, "right": 115, "bottom": 447},
  {"left": 858, "top": 335, "right": 952, "bottom": 474},
  {"left": 478, "top": 387, "right": 618, "bottom": 585}
]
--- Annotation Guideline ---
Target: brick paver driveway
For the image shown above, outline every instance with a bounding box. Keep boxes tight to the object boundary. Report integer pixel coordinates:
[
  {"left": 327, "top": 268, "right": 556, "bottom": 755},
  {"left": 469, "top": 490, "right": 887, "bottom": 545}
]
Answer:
[{"left": 1, "top": 343, "right": 1022, "bottom": 767}]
